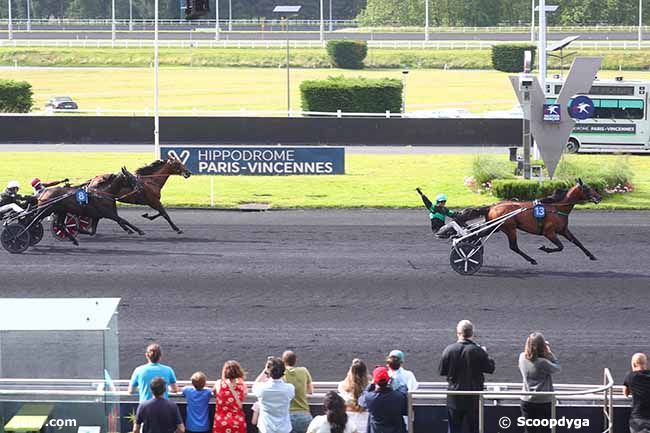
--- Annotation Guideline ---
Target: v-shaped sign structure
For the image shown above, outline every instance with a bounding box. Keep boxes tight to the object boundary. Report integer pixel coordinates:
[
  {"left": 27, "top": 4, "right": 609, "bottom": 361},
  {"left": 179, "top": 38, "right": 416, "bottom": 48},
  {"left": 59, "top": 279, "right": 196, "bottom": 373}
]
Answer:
[{"left": 510, "top": 57, "right": 602, "bottom": 178}]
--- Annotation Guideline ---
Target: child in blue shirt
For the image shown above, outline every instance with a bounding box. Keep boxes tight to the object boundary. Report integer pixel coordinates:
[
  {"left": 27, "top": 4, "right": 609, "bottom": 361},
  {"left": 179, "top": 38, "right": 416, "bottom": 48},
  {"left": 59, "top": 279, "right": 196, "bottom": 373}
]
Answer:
[{"left": 182, "top": 371, "right": 213, "bottom": 433}]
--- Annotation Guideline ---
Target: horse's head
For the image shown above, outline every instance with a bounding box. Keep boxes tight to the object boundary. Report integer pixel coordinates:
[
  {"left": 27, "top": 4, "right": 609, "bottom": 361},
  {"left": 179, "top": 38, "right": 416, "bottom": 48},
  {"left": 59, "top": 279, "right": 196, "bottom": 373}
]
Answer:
[
  {"left": 568, "top": 178, "right": 601, "bottom": 204},
  {"left": 121, "top": 166, "right": 139, "bottom": 189},
  {"left": 167, "top": 155, "right": 192, "bottom": 179}
]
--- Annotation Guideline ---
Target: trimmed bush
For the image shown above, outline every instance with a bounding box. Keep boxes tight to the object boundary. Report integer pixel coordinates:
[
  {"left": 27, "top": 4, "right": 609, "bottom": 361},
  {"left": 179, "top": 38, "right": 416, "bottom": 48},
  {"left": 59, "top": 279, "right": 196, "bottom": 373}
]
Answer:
[
  {"left": 300, "top": 76, "right": 402, "bottom": 113},
  {"left": 471, "top": 155, "right": 516, "bottom": 185},
  {"left": 0, "top": 79, "right": 33, "bottom": 113},
  {"left": 492, "top": 179, "right": 569, "bottom": 201},
  {"left": 491, "top": 44, "right": 536, "bottom": 73},
  {"left": 326, "top": 40, "right": 368, "bottom": 69},
  {"left": 554, "top": 156, "right": 632, "bottom": 190}
]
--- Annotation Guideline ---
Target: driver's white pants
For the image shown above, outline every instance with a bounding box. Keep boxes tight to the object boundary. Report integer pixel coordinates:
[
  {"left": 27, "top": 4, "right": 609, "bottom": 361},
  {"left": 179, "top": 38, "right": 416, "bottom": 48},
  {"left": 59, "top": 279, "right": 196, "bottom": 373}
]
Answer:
[
  {"left": 441, "top": 220, "right": 467, "bottom": 236},
  {"left": 0, "top": 203, "right": 24, "bottom": 214}
]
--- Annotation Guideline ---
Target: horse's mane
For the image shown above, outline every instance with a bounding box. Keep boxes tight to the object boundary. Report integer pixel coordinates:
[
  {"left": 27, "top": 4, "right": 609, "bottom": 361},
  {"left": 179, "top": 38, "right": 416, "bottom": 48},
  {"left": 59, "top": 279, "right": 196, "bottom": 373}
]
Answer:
[
  {"left": 135, "top": 160, "right": 166, "bottom": 176},
  {"left": 539, "top": 188, "right": 568, "bottom": 204},
  {"left": 95, "top": 173, "right": 117, "bottom": 188}
]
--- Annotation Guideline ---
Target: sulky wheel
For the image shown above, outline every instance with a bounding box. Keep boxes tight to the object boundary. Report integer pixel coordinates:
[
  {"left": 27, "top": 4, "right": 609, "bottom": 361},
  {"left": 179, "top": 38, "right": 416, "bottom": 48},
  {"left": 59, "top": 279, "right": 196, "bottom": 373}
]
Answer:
[
  {"left": 51, "top": 213, "right": 79, "bottom": 241},
  {"left": 1, "top": 223, "right": 32, "bottom": 254},
  {"left": 77, "top": 216, "right": 94, "bottom": 236},
  {"left": 29, "top": 222, "right": 44, "bottom": 246},
  {"left": 450, "top": 240, "right": 484, "bottom": 276}
]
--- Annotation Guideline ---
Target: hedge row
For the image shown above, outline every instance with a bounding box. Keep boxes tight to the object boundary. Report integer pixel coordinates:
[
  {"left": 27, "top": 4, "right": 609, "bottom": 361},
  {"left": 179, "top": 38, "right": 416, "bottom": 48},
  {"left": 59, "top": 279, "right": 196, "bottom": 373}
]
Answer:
[
  {"left": 326, "top": 40, "right": 368, "bottom": 69},
  {"left": 300, "top": 76, "right": 403, "bottom": 113},
  {"left": 0, "top": 80, "right": 33, "bottom": 113},
  {"left": 491, "top": 179, "right": 608, "bottom": 201},
  {"left": 491, "top": 44, "right": 537, "bottom": 73}
]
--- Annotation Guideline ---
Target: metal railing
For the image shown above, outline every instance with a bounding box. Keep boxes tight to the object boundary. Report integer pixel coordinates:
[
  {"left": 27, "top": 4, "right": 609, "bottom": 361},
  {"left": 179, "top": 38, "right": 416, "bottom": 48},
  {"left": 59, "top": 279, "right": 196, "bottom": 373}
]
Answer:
[
  {"left": 2, "top": 38, "right": 650, "bottom": 50},
  {"left": 0, "top": 369, "right": 619, "bottom": 433}
]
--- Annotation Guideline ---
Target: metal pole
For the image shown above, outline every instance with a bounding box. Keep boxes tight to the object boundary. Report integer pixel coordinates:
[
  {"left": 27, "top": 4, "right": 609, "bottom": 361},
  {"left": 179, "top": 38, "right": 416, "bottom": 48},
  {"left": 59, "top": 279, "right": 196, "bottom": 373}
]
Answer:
[
  {"left": 530, "top": 0, "right": 534, "bottom": 42},
  {"left": 478, "top": 395, "right": 484, "bottom": 433},
  {"left": 286, "top": 17, "right": 291, "bottom": 117},
  {"left": 539, "top": 0, "right": 547, "bottom": 91},
  {"left": 228, "top": 0, "right": 232, "bottom": 31},
  {"left": 215, "top": 0, "right": 220, "bottom": 40},
  {"left": 328, "top": 0, "right": 332, "bottom": 32},
  {"left": 129, "top": 0, "right": 133, "bottom": 31},
  {"left": 26, "top": 0, "right": 30, "bottom": 32},
  {"left": 111, "top": 0, "right": 116, "bottom": 45},
  {"left": 639, "top": 0, "right": 643, "bottom": 49},
  {"left": 523, "top": 86, "right": 531, "bottom": 180},
  {"left": 7, "top": 0, "right": 12, "bottom": 41},
  {"left": 319, "top": 0, "right": 324, "bottom": 43},
  {"left": 154, "top": 0, "right": 160, "bottom": 158},
  {"left": 425, "top": 0, "right": 429, "bottom": 41},
  {"left": 551, "top": 396, "right": 557, "bottom": 433}
]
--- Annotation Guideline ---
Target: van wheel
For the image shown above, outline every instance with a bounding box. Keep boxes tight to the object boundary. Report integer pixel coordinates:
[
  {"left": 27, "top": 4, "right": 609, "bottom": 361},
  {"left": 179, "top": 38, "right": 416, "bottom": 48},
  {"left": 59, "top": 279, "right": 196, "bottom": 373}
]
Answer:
[{"left": 566, "top": 138, "right": 580, "bottom": 154}]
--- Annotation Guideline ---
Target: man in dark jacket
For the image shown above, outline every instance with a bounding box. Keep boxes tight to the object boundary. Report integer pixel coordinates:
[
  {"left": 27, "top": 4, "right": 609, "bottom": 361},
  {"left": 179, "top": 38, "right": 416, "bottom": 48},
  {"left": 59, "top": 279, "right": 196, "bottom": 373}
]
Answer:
[
  {"left": 439, "top": 320, "right": 496, "bottom": 433},
  {"left": 624, "top": 353, "right": 650, "bottom": 433},
  {"left": 359, "top": 366, "right": 408, "bottom": 433}
]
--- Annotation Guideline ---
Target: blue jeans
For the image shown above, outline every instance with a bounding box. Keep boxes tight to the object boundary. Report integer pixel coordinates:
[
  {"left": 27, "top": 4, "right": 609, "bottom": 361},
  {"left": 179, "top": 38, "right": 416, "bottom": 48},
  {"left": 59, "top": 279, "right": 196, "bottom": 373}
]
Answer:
[{"left": 290, "top": 411, "right": 313, "bottom": 433}]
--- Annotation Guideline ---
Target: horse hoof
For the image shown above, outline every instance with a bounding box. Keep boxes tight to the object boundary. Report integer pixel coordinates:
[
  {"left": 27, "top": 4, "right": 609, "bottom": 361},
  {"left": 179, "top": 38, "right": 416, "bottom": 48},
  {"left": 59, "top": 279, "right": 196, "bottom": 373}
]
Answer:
[
  {"left": 176, "top": 230, "right": 183, "bottom": 235},
  {"left": 141, "top": 213, "right": 149, "bottom": 218},
  {"left": 72, "top": 240, "right": 79, "bottom": 246},
  {"left": 590, "top": 256, "right": 597, "bottom": 261},
  {"left": 138, "top": 231, "right": 145, "bottom": 236},
  {"left": 530, "top": 260, "right": 538, "bottom": 265}
]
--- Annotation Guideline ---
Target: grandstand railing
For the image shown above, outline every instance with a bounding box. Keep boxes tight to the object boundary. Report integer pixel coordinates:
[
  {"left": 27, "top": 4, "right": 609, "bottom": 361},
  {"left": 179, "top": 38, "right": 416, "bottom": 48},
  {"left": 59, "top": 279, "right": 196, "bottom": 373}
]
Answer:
[
  {"left": 0, "top": 369, "right": 618, "bottom": 433},
  {"left": 2, "top": 38, "right": 649, "bottom": 50}
]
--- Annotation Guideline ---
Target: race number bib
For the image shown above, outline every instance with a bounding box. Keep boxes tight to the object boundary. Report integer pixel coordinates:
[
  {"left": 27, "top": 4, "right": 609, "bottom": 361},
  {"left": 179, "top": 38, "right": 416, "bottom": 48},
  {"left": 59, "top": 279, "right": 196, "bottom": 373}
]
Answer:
[{"left": 75, "top": 189, "right": 89, "bottom": 205}]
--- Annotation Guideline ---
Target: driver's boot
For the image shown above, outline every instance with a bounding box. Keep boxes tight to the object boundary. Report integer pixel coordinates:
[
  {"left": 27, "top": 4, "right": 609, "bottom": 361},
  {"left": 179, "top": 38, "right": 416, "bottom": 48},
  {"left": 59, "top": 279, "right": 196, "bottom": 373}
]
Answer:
[{"left": 436, "top": 226, "right": 456, "bottom": 239}]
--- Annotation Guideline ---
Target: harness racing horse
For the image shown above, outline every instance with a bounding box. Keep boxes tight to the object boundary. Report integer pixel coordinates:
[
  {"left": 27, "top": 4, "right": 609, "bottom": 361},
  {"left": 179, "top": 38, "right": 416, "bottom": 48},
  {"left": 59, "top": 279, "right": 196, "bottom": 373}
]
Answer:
[
  {"left": 88, "top": 155, "right": 192, "bottom": 234},
  {"left": 481, "top": 179, "right": 601, "bottom": 265},
  {"left": 38, "top": 185, "right": 144, "bottom": 246}
]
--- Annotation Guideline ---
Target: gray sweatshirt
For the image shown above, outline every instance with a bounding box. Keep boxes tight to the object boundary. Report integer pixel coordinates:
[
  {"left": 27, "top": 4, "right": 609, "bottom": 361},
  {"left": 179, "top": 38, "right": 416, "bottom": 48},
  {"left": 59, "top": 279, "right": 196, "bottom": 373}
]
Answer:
[{"left": 518, "top": 352, "right": 561, "bottom": 403}]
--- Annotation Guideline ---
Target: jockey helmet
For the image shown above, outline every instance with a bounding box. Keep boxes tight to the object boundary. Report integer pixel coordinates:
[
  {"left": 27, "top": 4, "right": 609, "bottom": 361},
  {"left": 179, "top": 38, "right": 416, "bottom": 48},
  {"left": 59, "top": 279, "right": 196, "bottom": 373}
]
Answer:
[
  {"left": 31, "top": 178, "right": 42, "bottom": 188},
  {"left": 436, "top": 193, "right": 448, "bottom": 203},
  {"left": 6, "top": 180, "right": 20, "bottom": 190}
]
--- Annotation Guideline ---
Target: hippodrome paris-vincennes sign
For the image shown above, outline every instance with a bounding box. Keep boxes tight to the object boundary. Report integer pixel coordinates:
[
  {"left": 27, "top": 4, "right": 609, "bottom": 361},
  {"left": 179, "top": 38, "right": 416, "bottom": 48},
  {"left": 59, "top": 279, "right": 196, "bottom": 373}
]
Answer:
[{"left": 160, "top": 146, "right": 345, "bottom": 176}]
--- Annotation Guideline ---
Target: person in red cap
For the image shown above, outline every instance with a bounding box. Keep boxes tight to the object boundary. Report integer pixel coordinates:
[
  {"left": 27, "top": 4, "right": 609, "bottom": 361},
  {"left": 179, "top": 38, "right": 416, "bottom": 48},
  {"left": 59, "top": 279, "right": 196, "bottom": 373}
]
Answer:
[
  {"left": 358, "top": 366, "right": 407, "bottom": 433},
  {"left": 31, "top": 177, "right": 69, "bottom": 197}
]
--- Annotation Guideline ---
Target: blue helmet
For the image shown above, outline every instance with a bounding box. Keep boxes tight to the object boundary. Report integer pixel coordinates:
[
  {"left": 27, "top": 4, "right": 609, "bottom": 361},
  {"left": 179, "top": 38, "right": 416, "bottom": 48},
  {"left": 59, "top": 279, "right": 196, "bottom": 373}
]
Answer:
[{"left": 436, "top": 193, "right": 448, "bottom": 203}]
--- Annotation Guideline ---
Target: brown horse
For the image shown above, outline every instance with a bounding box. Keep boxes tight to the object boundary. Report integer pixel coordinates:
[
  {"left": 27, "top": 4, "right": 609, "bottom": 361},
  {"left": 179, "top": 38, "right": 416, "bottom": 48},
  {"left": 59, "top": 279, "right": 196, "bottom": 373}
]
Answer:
[
  {"left": 484, "top": 179, "right": 601, "bottom": 265},
  {"left": 88, "top": 155, "right": 192, "bottom": 234},
  {"left": 38, "top": 186, "right": 144, "bottom": 246}
]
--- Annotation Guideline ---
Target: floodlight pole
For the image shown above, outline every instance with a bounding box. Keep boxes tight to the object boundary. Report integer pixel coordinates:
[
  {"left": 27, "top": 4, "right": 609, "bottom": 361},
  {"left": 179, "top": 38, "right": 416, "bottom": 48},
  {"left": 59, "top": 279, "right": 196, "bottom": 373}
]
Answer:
[
  {"left": 425, "top": 0, "right": 429, "bottom": 41},
  {"left": 530, "top": 0, "right": 535, "bottom": 42},
  {"left": 639, "top": 0, "right": 643, "bottom": 49},
  {"left": 154, "top": 0, "right": 160, "bottom": 158},
  {"left": 7, "top": 0, "right": 12, "bottom": 40},
  {"left": 111, "top": 0, "right": 116, "bottom": 45},
  {"left": 285, "top": 16, "right": 291, "bottom": 117},
  {"left": 319, "top": 0, "right": 324, "bottom": 43},
  {"left": 215, "top": 0, "right": 220, "bottom": 40},
  {"left": 228, "top": 0, "right": 232, "bottom": 31},
  {"left": 538, "top": 0, "right": 547, "bottom": 91},
  {"left": 26, "top": 0, "right": 30, "bottom": 31},
  {"left": 328, "top": 0, "right": 332, "bottom": 32}
]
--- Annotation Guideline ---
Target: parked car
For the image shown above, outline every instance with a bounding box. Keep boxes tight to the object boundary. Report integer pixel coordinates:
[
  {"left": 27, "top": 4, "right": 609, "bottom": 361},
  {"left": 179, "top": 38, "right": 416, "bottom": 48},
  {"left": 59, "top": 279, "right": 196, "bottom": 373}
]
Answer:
[{"left": 45, "top": 96, "right": 78, "bottom": 110}]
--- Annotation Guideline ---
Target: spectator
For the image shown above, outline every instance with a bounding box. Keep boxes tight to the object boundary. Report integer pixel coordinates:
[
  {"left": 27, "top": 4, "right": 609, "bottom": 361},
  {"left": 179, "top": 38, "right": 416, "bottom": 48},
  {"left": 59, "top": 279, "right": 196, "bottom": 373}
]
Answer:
[
  {"left": 518, "top": 332, "right": 561, "bottom": 433},
  {"left": 129, "top": 343, "right": 179, "bottom": 403},
  {"left": 133, "top": 377, "right": 185, "bottom": 433},
  {"left": 386, "top": 350, "right": 418, "bottom": 394},
  {"left": 439, "top": 320, "right": 495, "bottom": 433},
  {"left": 213, "top": 360, "right": 247, "bottom": 433},
  {"left": 338, "top": 359, "right": 370, "bottom": 433},
  {"left": 283, "top": 350, "right": 314, "bottom": 433},
  {"left": 359, "top": 366, "right": 408, "bottom": 433},
  {"left": 182, "top": 372, "right": 212, "bottom": 433},
  {"left": 253, "top": 357, "right": 296, "bottom": 433},
  {"left": 624, "top": 353, "right": 650, "bottom": 433},
  {"left": 307, "top": 391, "right": 358, "bottom": 433},
  {"left": 252, "top": 401, "right": 261, "bottom": 427}
]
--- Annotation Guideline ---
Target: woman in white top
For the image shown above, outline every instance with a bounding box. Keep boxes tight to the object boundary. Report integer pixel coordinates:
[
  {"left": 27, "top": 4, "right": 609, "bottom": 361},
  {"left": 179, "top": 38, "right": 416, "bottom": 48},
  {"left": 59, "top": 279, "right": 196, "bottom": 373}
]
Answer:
[
  {"left": 307, "top": 391, "right": 358, "bottom": 433},
  {"left": 337, "top": 359, "right": 369, "bottom": 433}
]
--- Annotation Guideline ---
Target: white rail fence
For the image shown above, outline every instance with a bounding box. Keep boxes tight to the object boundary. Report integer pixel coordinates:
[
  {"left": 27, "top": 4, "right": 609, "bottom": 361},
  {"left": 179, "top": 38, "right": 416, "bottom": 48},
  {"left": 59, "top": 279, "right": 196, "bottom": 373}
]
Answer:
[
  {"left": 0, "top": 369, "right": 618, "bottom": 433},
  {"left": 2, "top": 38, "right": 650, "bottom": 50}
]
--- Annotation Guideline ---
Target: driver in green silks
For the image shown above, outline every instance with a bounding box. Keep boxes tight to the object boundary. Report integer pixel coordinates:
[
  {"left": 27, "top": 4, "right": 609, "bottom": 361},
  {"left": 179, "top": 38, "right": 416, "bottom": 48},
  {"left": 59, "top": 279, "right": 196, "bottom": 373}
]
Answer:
[{"left": 416, "top": 187, "right": 465, "bottom": 239}]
